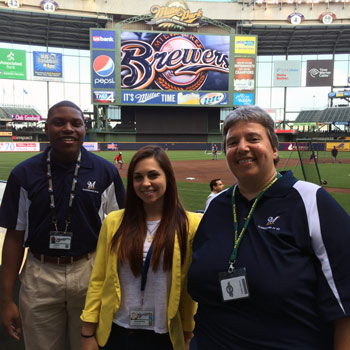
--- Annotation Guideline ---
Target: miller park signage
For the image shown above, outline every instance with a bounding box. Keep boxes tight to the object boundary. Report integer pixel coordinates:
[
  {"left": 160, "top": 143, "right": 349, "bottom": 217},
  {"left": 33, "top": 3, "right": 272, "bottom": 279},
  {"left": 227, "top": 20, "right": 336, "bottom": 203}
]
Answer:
[
  {"left": 146, "top": 0, "right": 203, "bottom": 29},
  {"left": 90, "top": 0, "right": 258, "bottom": 107}
]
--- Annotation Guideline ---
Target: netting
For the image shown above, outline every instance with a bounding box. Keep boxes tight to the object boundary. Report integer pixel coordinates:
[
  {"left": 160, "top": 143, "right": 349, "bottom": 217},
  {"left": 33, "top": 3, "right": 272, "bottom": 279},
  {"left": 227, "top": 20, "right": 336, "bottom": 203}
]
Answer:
[{"left": 296, "top": 140, "right": 323, "bottom": 185}]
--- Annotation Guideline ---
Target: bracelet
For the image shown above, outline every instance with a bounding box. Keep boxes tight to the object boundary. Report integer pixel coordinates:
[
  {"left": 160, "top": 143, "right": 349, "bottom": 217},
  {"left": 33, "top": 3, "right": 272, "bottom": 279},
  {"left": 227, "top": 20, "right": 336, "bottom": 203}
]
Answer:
[{"left": 81, "top": 333, "right": 95, "bottom": 338}]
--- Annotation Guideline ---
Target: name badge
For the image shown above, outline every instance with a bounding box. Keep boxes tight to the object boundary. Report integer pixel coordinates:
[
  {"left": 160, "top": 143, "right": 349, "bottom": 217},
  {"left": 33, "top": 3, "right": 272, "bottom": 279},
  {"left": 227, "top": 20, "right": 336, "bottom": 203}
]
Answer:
[
  {"left": 129, "top": 310, "right": 153, "bottom": 327},
  {"left": 218, "top": 267, "right": 250, "bottom": 302},
  {"left": 49, "top": 231, "right": 72, "bottom": 250}
]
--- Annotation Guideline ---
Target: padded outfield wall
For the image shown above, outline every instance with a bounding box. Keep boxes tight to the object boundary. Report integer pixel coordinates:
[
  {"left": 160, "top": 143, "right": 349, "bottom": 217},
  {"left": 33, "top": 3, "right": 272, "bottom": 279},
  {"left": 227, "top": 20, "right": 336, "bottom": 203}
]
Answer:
[{"left": 0, "top": 141, "right": 347, "bottom": 153}]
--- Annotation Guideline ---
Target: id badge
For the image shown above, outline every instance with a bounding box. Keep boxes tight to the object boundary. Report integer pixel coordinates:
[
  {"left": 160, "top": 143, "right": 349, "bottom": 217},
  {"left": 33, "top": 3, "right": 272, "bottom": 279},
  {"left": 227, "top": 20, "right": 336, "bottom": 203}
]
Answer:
[
  {"left": 49, "top": 231, "right": 72, "bottom": 250},
  {"left": 129, "top": 309, "right": 153, "bottom": 327},
  {"left": 218, "top": 267, "right": 249, "bottom": 302}
]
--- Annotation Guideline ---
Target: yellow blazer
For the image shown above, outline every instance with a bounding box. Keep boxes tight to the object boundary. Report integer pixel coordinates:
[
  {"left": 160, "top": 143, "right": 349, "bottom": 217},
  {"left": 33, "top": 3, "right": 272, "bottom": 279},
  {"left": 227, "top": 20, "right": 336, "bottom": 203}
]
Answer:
[{"left": 81, "top": 209, "right": 201, "bottom": 349}]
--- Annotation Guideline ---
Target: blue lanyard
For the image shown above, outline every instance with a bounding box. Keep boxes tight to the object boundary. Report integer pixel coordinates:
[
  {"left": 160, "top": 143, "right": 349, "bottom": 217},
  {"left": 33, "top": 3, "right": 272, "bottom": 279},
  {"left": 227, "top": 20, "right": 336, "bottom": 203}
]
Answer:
[{"left": 140, "top": 244, "right": 153, "bottom": 304}]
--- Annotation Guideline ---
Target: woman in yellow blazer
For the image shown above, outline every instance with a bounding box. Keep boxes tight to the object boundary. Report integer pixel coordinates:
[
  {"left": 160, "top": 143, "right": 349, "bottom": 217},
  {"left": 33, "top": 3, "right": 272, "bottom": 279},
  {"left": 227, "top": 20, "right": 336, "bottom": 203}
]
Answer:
[{"left": 81, "top": 145, "right": 201, "bottom": 350}]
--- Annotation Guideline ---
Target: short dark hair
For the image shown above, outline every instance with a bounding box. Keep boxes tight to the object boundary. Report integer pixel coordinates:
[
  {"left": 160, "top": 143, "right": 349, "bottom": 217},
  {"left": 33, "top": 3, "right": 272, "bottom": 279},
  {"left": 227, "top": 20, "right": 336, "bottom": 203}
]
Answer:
[
  {"left": 47, "top": 100, "right": 84, "bottom": 122},
  {"left": 210, "top": 178, "right": 221, "bottom": 191},
  {"left": 222, "top": 106, "right": 279, "bottom": 165}
]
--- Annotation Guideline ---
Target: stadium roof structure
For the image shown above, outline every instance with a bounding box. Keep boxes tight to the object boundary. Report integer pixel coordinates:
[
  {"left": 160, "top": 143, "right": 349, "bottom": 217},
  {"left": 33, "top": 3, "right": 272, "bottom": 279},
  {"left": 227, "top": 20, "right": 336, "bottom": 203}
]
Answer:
[
  {"left": 0, "top": 9, "right": 108, "bottom": 50},
  {"left": 239, "top": 24, "right": 350, "bottom": 55},
  {"left": 295, "top": 107, "right": 350, "bottom": 123},
  {"left": 0, "top": 9, "right": 350, "bottom": 56}
]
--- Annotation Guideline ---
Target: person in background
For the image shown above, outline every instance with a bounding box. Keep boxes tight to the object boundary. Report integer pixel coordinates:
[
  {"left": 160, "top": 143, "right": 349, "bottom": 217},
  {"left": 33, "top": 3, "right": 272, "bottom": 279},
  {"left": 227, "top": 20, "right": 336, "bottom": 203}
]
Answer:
[
  {"left": 211, "top": 144, "right": 218, "bottom": 160},
  {"left": 81, "top": 145, "right": 201, "bottom": 350},
  {"left": 188, "top": 105, "right": 350, "bottom": 350},
  {"left": 0, "top": 100, "right": 125, "bottom": 350},
  {"left": 205, "top": 178, "right": 225, "bottom": 208},
  {"left": 331, "top": 145, "right": 338, "bottom": 163},
  {"left": 114, "top": 151, "right": 124, "bottom": 169}
]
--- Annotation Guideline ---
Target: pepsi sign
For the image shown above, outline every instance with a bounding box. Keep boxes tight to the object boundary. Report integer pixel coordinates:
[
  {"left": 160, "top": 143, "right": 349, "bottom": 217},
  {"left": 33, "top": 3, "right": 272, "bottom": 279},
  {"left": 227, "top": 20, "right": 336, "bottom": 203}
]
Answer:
[
  {"left": 91, "top": 30, "right": 115, "bottom": 49},
  {"left": 92, "top": 51, "right": 116, "bottom": 89}
]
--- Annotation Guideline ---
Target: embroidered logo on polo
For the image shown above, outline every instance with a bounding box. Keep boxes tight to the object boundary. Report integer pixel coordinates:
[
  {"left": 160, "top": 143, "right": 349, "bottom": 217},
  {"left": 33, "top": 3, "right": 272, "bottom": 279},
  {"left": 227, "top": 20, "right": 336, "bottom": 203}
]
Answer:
[
  {"left": 87, "top": 181, "right": 96, "bottom": 190},
  {"left": 83, "top": 180, "right": 99, "bottom": 194},
  {"left": 266, "top": 216, "right": 280, "bottom": 226},
  {"left": 258, "top": 215, "right": 281, "bottom": 231}
]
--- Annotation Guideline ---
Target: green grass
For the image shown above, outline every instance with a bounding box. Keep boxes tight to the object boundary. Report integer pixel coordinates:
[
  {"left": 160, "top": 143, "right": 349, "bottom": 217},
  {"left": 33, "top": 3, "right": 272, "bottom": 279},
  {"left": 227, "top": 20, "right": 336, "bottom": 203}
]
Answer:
[{"left": 0, "top": 150, "right": 349, "bottom": 213}]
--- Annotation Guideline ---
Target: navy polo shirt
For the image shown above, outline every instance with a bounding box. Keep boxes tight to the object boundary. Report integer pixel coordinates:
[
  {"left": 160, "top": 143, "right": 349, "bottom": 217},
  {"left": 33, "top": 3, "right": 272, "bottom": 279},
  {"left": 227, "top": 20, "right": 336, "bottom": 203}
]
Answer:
[
  {"left": 0, "top": 146, "right": 125, "bottom": 256},
  {"left": 188, "top": 171, "right": 350, "bottom": 350}
]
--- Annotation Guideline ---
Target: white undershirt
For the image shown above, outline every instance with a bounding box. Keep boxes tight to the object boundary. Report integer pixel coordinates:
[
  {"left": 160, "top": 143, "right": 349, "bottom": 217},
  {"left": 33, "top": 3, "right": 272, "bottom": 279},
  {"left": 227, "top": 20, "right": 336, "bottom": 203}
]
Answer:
[{"left": 113, "top": 220, "right": 171, "bottom": 333}]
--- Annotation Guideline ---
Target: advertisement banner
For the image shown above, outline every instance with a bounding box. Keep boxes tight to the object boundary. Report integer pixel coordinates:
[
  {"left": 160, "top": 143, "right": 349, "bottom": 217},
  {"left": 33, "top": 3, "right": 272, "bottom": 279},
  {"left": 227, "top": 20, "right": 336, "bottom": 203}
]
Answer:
[
  {"left": 0, "top": 131, "right": 12, "bottom": 137},
  {"left": 93, "top": 91, "right": 116, "bottom": 104},
  {"left": 91, "top": 30, "right": 116, "bottom": 50},
  {"left": 33, "top": 51, "right": 63, "bottom": 79},
  {"left": 0, "top": 48, "right": 26, "bottom": 80},
  {"left": 83, "top": 142, "right": 99, "bottom": 151},
  {"left": 328, "top": 90, "right": 350, "bottom": 98},
  {"left": 306, "top": 60, "right": 334, "bottom": 87},
  {"left": 0, "top": 142, "right": 40, "bottom": 152},
  {"left": 233, "top": 92, "right": 254, "bottom": 106},
  {"left": 234, "top": 57, "right": 255, "bottom": 91},
  {"left": 121, "top": 90, "right": 228, "bottom": 106},
  {"left": 92, "top": 51, "right": 116, "bottom": 89},
  {"left": 273, "top": 61, "right": 301, "bottom": 87},
  {"left": 12, "top": 135, "right": 33, "bottom": 141},
  {"left": 120, "top": 32, "right": 229, "bottom": 91},
  {"left": 107, "top": 143, "right": 119, "bottom": 150},
  {"left": 234, "top": 36, "right": 257, "bottom": 55},
  {"left": 12, "top": 114, "right": 42, "bottom": 121},
  {"left": 326, "top": 142, "right": 349, "bottom": 151}
]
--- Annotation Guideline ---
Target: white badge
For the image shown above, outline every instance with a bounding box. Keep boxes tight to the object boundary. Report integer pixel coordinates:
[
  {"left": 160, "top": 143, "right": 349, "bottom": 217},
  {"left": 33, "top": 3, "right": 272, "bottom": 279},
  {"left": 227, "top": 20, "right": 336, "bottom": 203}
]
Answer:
[
  {"left": 49, "top": 231, "right": 72, "bottom": 250},
  {"left": 129, "top": 310, "right": 153, "bottom": 327},
  {"left": 218, "top": 267, "right": 250, "bottom": 302}
]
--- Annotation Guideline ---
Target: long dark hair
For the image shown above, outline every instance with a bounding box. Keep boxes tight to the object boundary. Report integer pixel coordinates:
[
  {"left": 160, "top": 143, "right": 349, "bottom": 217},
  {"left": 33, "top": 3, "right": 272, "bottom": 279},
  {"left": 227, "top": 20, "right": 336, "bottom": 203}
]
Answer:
[{"left": 111, "top": 145, "right": 188, "bottom": 276}]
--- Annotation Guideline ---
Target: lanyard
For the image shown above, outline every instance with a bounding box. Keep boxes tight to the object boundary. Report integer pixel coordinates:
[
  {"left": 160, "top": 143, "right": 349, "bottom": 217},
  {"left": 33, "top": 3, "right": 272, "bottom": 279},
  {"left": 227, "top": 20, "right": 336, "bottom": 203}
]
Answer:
[
  {"left": 47, "top": 149, "right": 81, "bottom": 233},
  {"left": 140, "top": 244, "right": 153, "bottom": 305},
  {"left": 228, "top": 173, "right": 281, "bottom": 273}
]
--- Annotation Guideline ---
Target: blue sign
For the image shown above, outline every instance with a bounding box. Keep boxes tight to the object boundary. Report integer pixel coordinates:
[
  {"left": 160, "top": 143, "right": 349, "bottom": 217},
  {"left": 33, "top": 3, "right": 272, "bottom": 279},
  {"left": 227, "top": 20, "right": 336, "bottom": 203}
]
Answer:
[
  {"left": 121, "top": 91, "right": 228, "bottom": 106},
  {"left": 91, "top": 30, "right": 116, "bottom": 49},
  {"left": 92, "top": 51, "right": 116, "bottom": 89},
  {"left": 122, "top": 91, "right": 177, "bottom": 105},
  {"left": 234, "top": 93, "right": 254, "bottom": 106},
  {"left": 93, "top": 90, "right": 116, "bottom": 104},
  {"left": 328, "top": 90, "right": 350, "bottom": 98},
  {"left": 33, "top": 51, "right": 62, "bottom": 78}
]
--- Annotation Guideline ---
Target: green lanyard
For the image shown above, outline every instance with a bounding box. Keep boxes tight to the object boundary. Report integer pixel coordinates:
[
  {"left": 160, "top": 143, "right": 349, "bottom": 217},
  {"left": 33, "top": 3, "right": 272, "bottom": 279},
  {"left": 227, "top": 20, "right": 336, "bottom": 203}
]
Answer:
[{"left": 228, "top": 173, "right": 281, "bottom": 273}]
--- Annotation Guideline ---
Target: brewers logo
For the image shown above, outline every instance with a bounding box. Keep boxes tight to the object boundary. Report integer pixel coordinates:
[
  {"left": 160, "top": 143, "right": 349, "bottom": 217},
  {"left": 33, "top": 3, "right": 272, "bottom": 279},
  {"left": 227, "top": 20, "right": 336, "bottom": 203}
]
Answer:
[
  {"left": 152, "top": 33, "right": 206, "bottom": 90},
  {"left": 121, "top": 33, "right": 229, "bottom": 91}
]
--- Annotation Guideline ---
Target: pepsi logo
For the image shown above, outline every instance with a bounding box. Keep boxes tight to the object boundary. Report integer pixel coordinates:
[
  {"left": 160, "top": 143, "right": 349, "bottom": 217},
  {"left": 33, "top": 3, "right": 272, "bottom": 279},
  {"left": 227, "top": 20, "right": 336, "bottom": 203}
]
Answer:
[{"left": 93, "top": 55, "right": 115, "bottom": 77}]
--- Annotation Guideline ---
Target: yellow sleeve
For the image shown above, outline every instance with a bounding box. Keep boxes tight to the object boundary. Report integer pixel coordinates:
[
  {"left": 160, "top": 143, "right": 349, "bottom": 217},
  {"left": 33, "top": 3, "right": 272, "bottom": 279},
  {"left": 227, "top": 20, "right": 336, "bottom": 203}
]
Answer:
[
  {"left": 179, "top": 212, "right": 201, "bottom": 332},
  {"left": 80, "top": 211, "right": 122, "bottom": 323}
]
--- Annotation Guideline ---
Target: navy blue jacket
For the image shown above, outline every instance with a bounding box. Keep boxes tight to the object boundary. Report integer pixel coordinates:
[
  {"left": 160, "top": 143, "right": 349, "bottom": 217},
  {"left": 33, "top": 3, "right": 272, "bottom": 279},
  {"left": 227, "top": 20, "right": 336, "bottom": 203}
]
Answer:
[
  {"left": 0, "top": 147, "right": 125, "bottom": 256},
  {"left": 188, "top": 171, "right": 350, "bottom": 350}
]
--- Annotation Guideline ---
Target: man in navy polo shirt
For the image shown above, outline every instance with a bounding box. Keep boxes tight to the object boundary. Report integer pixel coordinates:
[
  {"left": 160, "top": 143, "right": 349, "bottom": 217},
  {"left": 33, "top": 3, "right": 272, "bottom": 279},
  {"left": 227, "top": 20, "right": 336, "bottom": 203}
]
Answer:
[
  {"left": 188, "top": 106, "right": 350, "bottom": 349},
  {"left": 0, "top": 101, "right": 125, "bottom": 350}
]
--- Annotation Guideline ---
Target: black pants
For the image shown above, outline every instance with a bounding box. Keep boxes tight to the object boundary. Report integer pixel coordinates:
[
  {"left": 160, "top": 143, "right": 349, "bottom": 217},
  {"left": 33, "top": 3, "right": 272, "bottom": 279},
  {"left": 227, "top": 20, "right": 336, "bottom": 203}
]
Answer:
[{"left": 103, "top": 323, "right": 173, "bottom": 350}]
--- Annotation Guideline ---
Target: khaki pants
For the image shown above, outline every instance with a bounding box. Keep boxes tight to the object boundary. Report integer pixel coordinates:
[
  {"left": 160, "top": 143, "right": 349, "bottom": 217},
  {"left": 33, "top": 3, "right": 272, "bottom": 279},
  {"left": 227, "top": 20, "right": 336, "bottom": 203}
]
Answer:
[{"left": 19, "top": 251, "right": 95, "bottom": 350}]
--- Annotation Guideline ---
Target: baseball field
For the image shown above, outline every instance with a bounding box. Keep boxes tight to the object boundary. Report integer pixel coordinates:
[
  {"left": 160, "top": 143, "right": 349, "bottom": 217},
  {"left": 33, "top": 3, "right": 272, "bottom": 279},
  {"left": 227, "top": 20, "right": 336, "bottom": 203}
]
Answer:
[{"left": 0, "top": 150, "right": 349, "bottom": 213}]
